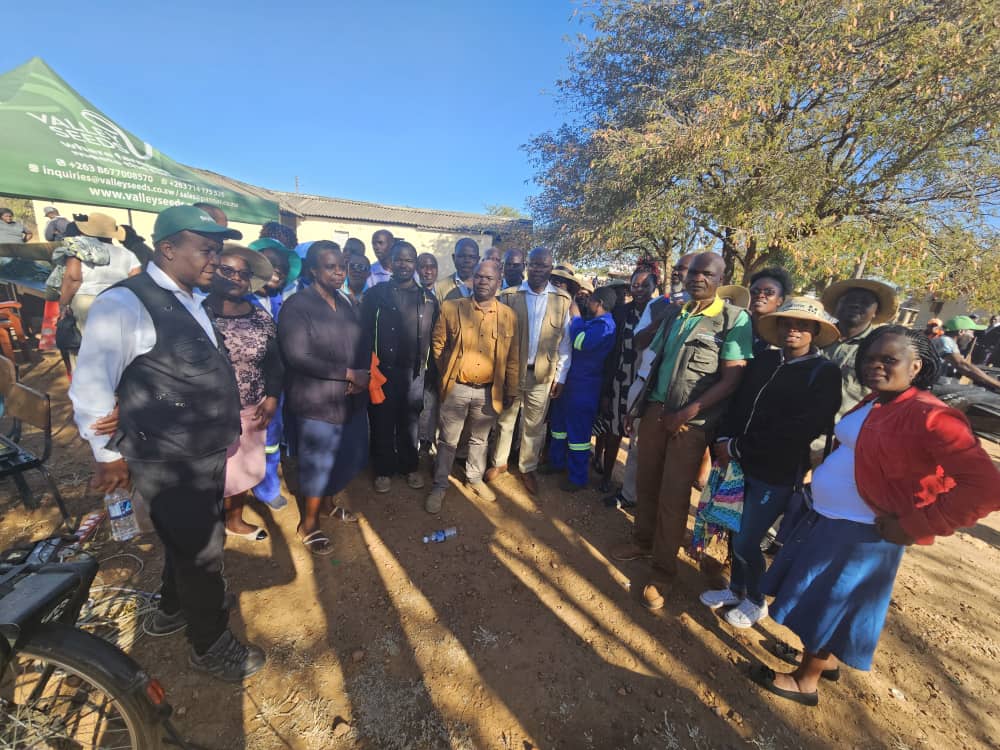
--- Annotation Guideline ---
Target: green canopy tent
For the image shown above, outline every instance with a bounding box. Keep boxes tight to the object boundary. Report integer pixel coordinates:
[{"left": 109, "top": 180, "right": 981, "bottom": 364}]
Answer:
[{"left": 0, "top": 57, "right": 278, "bottom": 224}]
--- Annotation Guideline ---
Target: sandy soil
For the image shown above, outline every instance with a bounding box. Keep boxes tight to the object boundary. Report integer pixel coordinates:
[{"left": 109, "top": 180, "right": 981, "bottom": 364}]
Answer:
[{"left": 1, "top": 351, "right": 998, "bottom": 750}]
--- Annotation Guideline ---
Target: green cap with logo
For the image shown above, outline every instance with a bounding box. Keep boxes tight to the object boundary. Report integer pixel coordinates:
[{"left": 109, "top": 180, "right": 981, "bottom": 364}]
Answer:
[
  {"left": 943, "top": 315, "right": 986, "bottom": 332},
  {"left": 152, "top": 205, "right": 243, "bottom": 243}
]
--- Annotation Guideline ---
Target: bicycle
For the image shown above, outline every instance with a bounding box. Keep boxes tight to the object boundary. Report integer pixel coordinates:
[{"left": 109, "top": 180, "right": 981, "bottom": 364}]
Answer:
[{"left": 0, "top": 534, "right": 189, "bottom": 749}]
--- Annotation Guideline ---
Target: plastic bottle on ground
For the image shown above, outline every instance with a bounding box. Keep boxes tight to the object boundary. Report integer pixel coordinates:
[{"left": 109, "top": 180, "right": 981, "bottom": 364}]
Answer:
[
  {"left": 104, "top": 488, "right": 141, "bottom": 542},
  {"left": 422, "top": 527, "right": 458, "bottom": 544}
]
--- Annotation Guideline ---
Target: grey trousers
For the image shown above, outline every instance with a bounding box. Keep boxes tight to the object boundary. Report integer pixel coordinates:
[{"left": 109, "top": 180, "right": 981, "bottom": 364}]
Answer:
[
  {"left": 433, "top": 383, "right": 498, "bottom": 490},
  {"left": 620, "top": 418, "right": 641, "bottom": 503},
  {"left": 418, "top": 384, "right": 439, "bottom": 444},
  {"left": 491, "top": 370, "right": 550, "bottom": 473}
]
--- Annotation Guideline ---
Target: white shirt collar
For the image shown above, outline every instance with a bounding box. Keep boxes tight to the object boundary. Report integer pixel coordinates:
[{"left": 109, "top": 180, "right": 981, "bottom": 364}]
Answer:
[
  {"left": 519, "top": 280, "right": 557, "bottom": 296},
  {"left": 146, "top": 262, "right": 208, "bottom": 304}
]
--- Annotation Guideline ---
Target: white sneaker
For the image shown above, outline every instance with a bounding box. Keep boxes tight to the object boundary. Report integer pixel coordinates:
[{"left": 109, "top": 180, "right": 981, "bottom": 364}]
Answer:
[
  {"left": 724, "top": 598, "right": 768, "bottom": 629},
  {"left": 699, "top": 588, "right": 741, "bottom": 610}
]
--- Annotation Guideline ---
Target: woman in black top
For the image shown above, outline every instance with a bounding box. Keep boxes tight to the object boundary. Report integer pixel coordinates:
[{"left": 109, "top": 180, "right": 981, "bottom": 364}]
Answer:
[
  {"left": 699, "top": 297, "right": 842, "bottom": 628},
  {"left": 278, "top": 242, "right": 370, "bottom": 555}
]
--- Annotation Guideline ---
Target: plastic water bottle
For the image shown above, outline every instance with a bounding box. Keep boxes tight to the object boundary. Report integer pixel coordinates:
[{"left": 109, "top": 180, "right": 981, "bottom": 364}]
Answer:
[
  {"left": 422, "top": 527, "right": 457, "bottom": 544},
  {"left": 104, "top": 489, "right": 141, "bottom": 542}
]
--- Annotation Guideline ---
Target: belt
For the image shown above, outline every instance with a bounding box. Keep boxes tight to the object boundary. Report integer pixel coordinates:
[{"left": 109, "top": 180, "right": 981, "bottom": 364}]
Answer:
[{"left": 456, "top": 381, "right": 490, "bottom": 389}]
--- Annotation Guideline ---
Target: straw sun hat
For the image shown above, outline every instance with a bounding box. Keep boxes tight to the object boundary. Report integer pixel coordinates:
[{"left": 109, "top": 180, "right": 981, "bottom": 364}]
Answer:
[
  {"left": 716, "top": 285, "right": 751, "bottom": 308},
  {"left": 220, "top": 242, "right": 275, "bottom": 293},
  {"left": 757, "top": 296, "right": 841, "bottom": 348},
  {"left": 75, "top": 212, "right": 126, "bottom": 242},
  {"left": 820, "top": 277, "right": 899, "bottom": 324}
]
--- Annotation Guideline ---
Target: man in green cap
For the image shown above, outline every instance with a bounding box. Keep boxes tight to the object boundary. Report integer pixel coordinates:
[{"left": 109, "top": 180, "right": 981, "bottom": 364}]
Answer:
[
  {"left": 70, "top": 205, "right": 267, "bottom": 683},
  {"left": 933, "top": 315, "right": 1000, "bottom": 389}
]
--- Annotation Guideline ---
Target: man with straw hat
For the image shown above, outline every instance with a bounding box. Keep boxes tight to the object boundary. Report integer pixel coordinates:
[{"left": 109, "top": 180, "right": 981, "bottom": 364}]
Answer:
[{"left": 820, "top": 276, "right": 899, "bottom": 423}]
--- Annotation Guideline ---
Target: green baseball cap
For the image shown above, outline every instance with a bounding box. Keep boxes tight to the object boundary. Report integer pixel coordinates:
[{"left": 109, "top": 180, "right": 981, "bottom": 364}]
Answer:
[
  {"left": 249, "top": 238, "right": 302, "bottom": 285},
  {"left": 152, "top": 205, "right": 243, "bottom": 243},
  {"left": 943, "top": 315, "right": 986, "bottom": 332}
]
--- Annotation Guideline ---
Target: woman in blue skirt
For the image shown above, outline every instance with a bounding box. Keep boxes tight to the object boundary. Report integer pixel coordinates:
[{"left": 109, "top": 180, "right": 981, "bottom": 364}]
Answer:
[
  {"left": 751, "top": 326, "right": 1000, "bottom": 706},
  {"left": 278, "top": 242, "right": 371, "bottom": 555}
]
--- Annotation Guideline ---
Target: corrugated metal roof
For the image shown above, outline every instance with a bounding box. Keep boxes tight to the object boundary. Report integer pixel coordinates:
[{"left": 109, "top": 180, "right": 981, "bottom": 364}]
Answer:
[{"left": 190, "top": 167, "right": 530, "bottom": 233}]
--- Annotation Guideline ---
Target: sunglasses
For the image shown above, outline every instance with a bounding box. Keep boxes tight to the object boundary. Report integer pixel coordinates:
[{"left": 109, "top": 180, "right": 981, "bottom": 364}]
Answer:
[
  {"left": 750, "top": 287, "right": 780, "bottom": 298},
  {"left": 348, "top": 263, "right": 369, "bottom": 272},
  {"left": 217, "top": 265, "right": 254, "bottom": 282}
]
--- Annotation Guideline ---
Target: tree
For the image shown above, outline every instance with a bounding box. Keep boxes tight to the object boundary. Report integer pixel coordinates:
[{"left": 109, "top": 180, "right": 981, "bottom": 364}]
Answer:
[{"left": 526, "top": 0, "right": 1000, "bottom": 305}]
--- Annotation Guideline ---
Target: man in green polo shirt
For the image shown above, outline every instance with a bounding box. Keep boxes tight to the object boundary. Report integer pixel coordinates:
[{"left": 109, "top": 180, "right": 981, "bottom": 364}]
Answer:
[{"left": 612, "top": 252, "right": 753, "bottom": 610}]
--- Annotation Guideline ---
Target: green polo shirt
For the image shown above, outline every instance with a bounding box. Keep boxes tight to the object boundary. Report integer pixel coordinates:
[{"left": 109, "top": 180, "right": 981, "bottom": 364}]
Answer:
[{"left": 648, "top": 296, "right": 753, "bottom": 403}]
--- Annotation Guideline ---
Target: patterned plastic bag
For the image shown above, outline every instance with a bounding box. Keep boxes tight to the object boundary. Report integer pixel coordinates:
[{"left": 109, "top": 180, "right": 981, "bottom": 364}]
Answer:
[{"left": 690, "top": 459, "right": 745, "bottom": 555}]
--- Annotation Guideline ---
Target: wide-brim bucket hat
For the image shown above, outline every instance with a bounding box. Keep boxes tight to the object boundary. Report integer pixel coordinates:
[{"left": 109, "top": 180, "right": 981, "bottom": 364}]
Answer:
[
  {"left": 717, "top": 285, "right": 751, "bottom": 309},
  {"left": 758, "top": 296, "right": 842, "bottom": 348},
  {"left": 75, "top": 212, "right": 126, "bottom": 242},
  {"left": 821, "top": 277, "right": 899, "bottom": 324},
  {"left": 221, "top": 242, "right": 275, "bottom": 293}
]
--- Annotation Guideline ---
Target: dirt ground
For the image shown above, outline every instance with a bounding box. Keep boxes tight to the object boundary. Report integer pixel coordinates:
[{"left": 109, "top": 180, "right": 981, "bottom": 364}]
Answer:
[{"left": 2, "top": 351, "right": 999, "bottom": 750}]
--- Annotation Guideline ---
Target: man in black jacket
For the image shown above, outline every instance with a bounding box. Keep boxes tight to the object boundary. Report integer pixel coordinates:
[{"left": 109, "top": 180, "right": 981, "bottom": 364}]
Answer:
[
  {"left": 361, "top": 240, "right": 439, "bottom": 493},
  {"left": 69, "top": 205, "right": 264, "bottom": 683}
]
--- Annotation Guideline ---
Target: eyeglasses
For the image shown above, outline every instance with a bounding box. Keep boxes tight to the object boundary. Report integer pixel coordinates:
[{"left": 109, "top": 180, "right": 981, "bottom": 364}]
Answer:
[
  {"left": 750, "top": 287, "right": 780, "bottom": 299},
  {"left": 217, "top": 265, "right": 254, "bottom": 282}
]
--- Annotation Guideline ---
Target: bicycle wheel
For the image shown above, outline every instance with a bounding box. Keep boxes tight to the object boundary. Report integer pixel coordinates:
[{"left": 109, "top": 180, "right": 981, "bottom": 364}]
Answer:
[{"left": 0, "top": 622, "right": 164, "bottom": 749}]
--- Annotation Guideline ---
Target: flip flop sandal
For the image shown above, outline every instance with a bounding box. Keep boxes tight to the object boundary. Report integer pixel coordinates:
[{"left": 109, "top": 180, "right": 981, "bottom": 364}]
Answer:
[
  {"left": 300, "top": 530, "right": 334, "bottom": 556},
  {"left": 329, "top": 506, "right": 359, "bottom": 523},
  {"left": 749, "top": 664, "right": 819, "bottom": 706},
  {"left": 225, "top": 527, "right": 268, "bottom": 541},
  {"left": 771, "top": 641, "right": 840, "bottom": 682}
]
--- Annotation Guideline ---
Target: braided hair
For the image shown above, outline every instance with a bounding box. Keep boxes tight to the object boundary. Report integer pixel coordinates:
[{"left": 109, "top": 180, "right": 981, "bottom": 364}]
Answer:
[{"left": 854, "top": 325, "right": 942, "bottom": 390}]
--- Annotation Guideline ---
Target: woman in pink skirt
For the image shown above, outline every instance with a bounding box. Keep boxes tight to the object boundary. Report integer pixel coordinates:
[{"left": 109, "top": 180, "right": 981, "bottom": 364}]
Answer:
[{"left": 207, "top": 243, "right": 283, "bottom": 540}]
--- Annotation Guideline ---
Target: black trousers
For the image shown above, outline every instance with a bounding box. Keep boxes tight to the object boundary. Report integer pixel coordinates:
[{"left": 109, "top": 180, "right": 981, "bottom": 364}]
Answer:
[
  {"left": 369, "top": 367, "right": 425, "bottom": 477},
  {"left": 129, "top": 450, "right": 228, "bottom": 653}
]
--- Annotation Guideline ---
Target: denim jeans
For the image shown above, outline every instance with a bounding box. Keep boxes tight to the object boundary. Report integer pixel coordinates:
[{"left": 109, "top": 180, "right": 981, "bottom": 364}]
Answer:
[{"left": 730, "top": 474, "right": 795, "bottom": 605}]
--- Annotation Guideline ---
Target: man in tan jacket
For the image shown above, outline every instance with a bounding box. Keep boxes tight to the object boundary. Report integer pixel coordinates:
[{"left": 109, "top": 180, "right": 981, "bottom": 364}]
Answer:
[
  {"left": 427, "top": 260, "right": 519, "bottom": 512},
  {"left": 486, "top": 247, "right": 573, "bottom": 494}
]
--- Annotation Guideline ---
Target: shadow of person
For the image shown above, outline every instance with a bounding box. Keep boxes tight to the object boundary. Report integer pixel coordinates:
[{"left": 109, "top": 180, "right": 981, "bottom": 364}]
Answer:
[{"left": 352, "top": 468, "right": 812, "bottom": 749}]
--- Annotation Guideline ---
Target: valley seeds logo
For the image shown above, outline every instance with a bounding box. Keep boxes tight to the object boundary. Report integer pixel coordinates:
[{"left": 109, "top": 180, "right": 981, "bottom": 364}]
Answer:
[{"left": 25, "top": 109, "right": 154, "bottom": 161}]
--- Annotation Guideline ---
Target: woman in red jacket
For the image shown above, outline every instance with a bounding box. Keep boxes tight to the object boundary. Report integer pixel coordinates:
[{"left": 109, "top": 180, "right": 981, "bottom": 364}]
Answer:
[{"left": 750, "top": 326, "right": 1000, "bottom": 706}]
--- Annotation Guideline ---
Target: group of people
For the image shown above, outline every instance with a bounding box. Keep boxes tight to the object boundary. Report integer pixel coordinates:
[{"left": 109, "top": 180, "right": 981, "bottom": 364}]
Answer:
[{"left": 60, "top": 202, "right": 998, "bottom": 709}]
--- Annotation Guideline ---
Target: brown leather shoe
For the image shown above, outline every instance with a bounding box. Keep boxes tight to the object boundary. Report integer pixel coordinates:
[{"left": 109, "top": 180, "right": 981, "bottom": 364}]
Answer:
[
  {"left": 484, "top": 465, "right": 507, "bottom": 483},
  {"left": 520, "top": 471, "right": 538, "bottom": 494},
  {"left": 610, "top": 541, "right": 652, "bottom": 562},
  {"left": 642, "top": 583, "right": 666, "bottom": 610}
]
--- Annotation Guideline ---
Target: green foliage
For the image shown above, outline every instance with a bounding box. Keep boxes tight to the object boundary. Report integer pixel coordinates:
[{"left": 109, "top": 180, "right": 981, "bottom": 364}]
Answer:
[
  {"left": 484, "top": 204, "right": 530, "bottom": 219},
  {"left": 526, "top": 0, "right": 1000, "bottom": 306}
]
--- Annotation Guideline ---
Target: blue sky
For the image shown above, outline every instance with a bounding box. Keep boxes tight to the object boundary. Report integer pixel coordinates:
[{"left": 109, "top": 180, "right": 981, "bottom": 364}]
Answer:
[{"left": 2, "top": 0, "right": 584, "bottom": 216}]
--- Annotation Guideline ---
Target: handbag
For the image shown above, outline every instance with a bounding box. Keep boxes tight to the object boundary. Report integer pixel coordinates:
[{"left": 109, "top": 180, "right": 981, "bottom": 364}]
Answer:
[
  {"left": 55, "top": 308, "right": 82, "bottom": 353},
  {"left": 691, "top": 459, "right": 745, "bottom": 555}
]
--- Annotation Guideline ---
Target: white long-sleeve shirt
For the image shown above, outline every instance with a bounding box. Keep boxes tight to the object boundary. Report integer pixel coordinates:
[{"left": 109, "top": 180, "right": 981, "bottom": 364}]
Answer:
[
  {"left": 69, "top": 263, "right": 217, "bottom": 463},
  {"left": 520, "top": 281, "right": 573, "bottom": 385}
]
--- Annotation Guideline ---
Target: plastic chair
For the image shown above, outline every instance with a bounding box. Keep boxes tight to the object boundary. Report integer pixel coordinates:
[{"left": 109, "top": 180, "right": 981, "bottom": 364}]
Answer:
[{"left": 0, "top": 355, "right": 73, "bottom": 528}]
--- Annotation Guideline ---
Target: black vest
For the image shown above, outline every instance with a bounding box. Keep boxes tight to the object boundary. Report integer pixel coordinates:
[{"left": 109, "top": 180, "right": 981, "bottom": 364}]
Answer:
[{"left": 108, "top": 272, "right": 241, "bottom": 461}]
